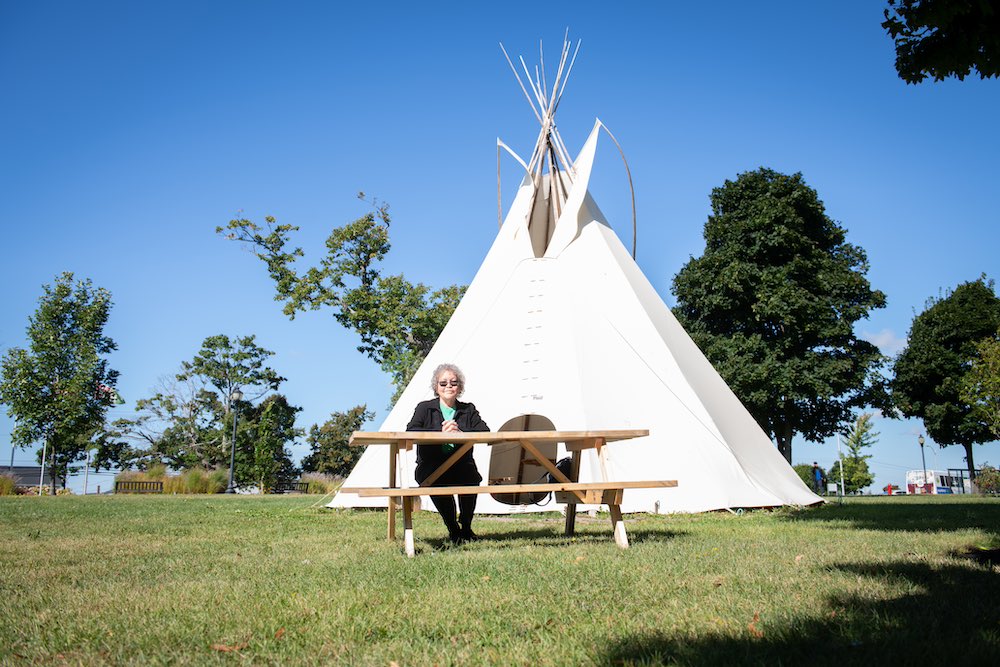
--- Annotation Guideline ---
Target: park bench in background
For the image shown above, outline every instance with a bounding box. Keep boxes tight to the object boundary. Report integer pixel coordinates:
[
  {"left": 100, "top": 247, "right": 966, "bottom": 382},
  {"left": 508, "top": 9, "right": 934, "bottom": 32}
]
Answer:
[
  {"left": 114, "top": 480, "right": 163, "bottom": 494},
  {"left": 273, "top": 481, "right": 309, "bottom": 494}
]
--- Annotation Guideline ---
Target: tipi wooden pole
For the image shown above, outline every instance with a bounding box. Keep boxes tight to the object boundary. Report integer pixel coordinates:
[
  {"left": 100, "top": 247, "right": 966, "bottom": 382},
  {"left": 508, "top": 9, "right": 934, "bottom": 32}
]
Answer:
[{"left": 499, "top": 43, "right": 541, "bottom": 124}]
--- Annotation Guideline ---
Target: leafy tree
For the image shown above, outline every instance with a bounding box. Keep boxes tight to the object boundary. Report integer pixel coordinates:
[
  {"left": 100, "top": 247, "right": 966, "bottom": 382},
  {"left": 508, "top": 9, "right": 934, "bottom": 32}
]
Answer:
[
  {"left": 243, "top": 394, "right": 301, "bottom": 492},
  {"left": 177, "top": 334, "right": 284, "bottom": 467},
  {"left": 829, "top": 456, "right": 873, "bottom": 495},
  {"left": 882, "top": 0, "right": 1000, "bottom": 83},
  {"left": 178, "top": 334, "right": 284, "bottom": 407},
  {"left": 834, "top": 413, "right": 878, "bottom": 493},
  {"left": 0, "top": 273, "right": 118, "bottom": 491},
  {"left": 101, "top": 376, "right": 225, "bottom": 471},
  {"left": 108, "top": 335, "right": 293, "bottom": 482},
  {"left": 844, "top": 412, "right": 879, "bottom": 454},
  {"left": 672, "top": 168, "right": 889, "bottom": 463},
  {"left": 300, "top": 405, "right": 374, "bottom": 477},
  {"left": 217, "top": 196, "right": 466, "bottom": 398},
  {"left": 975, "top": 463, "right": 1000, "bottom": 495},
  {"left": 893, "top": 278, "right": 1000, "bottom": 483},
  {"left": 961, "top": 329, "right": 1000, "bottom": 439}
]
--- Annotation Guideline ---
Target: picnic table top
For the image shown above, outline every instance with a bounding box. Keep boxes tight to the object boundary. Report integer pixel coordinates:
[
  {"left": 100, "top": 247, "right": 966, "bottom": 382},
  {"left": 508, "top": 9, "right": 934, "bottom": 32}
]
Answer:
[{"left": 348, "top": 429, "right": 649, "bottom": 446}]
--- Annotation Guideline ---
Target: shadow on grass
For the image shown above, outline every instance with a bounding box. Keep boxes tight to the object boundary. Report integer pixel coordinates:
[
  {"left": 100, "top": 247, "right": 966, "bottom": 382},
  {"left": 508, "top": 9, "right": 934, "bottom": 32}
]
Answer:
[
  {"left": 419, "top": 526, "right": 688, "bottom": 551},
  {"left": 783, "top": 498, "right": 1000, "bottom": 541},
  {"left": 598, "top": 559, "right": 1000, "bottom": 665}
]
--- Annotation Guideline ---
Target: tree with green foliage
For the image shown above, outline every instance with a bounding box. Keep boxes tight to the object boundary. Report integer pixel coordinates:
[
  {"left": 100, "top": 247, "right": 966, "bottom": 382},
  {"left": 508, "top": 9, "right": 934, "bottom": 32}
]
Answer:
[
  {"left": 828, "top": 457, "right": 873, "bottom": 495},
  {"left": 672, "top": 168, "right": 889, "bottom": 464},
  {"left": 0, "top": 273, "right": 119, "bottom": 492},
  {"left": 300, "top": 405, "right": 374, "bottom": 477},
  {"left": 961, "top": 329, "right": 1000, "bottom": 440},
  {"left": 893, "top": 278, "right": 1000, "bottom": 483},
  {"left": 882, "top": 0, "right": 1000, "bottom": 84},
  {"left": 844, "top": 412, "right": 879, "bottom": 454},
  {"left": 100, "top": 376, "right": 224, "bottom": 471},
  {"left": 109, "top": 335, "right": 293, "bottom": 484},
  {"left": 177, "top": 334, "right": 284, "bottom": 467},
  {"left": 178, "top": 334, "right": 284, "bottom": 407},
  {"left": 833, "top": 413, "right": 878, "bottom": 493},
  {"left": 244, "top": 394, "right": 301, "bottom": 492},
  {"left": 217, "top": 196, "right": 465, "bottom": 398},
  {"left": 975, "top": 464, "right": 1000, "bottom": 495}
]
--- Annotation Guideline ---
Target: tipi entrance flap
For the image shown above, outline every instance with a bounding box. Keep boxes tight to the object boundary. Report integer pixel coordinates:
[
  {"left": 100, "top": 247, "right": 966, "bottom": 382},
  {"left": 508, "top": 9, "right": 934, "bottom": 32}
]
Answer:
[{"left": 488, "top": 413, "right": 558, "bottom": 505}]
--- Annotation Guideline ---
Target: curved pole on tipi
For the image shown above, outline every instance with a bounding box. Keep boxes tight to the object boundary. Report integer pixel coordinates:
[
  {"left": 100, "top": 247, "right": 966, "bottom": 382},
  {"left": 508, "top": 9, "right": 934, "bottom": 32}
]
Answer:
[
  {"left": 597, "top": 120, "right": 638, "bottom": 259},
  {"left": 496, "top": 139, "right": 530, "bottom": 229}
]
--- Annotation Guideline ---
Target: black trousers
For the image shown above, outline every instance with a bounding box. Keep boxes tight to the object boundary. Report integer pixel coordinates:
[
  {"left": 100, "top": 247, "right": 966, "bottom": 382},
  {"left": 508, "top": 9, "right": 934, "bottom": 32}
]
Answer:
[{"left": 415, "top": 456, "right": 482, "bottom": 534}]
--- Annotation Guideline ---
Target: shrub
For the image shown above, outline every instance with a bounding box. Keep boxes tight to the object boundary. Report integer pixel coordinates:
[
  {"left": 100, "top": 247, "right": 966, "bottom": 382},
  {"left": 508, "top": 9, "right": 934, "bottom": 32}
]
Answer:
[
  {"left": 976, "top": 464, "right": 1000, "bottom": 495},
  {"left": 0, "top": 473, "right": 17, "bottom": 496},
  {"left": 164, "top": 469, "right": 204, "bottom": 494},
  {"left": 145, "top": 463, "right": 168, "bottom": 480},
  {"left": 174, "top": 468, "right": 227, "bottom": 494},
  {"left": 207, "top": 469, "right": 228, "bottom": 493},
  {"left": 301, "top": 472, "right": 341, "bottom": 495}
]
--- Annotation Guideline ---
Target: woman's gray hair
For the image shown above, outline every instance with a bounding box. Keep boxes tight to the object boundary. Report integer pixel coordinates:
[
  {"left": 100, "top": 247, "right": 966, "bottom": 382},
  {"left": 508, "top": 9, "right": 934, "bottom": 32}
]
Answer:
[{"left": 431, "top": 363, "right": 466, "bottom": 397}]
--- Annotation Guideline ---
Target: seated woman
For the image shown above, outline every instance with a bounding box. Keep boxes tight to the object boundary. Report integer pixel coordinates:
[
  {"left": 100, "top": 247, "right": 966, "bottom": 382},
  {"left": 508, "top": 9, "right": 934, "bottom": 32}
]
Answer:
[{"left": 406, "top": 363, "right": 489, "bottom": 543}]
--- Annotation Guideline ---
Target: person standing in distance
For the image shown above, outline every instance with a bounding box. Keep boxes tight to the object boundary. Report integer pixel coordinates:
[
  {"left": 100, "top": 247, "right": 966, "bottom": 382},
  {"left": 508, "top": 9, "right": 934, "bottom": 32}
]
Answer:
[
  {"left": 406, "top": 363, "right": 489, "bottom": 543},
  {"left": 811, "top": 462, "right": 824, "bottom": 494}
]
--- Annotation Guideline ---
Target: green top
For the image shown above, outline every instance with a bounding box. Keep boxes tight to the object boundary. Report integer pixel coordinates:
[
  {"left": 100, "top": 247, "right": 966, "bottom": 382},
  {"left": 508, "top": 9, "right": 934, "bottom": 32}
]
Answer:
[{"left": 440, "top": 402, "right": 457, "bottom": 453}]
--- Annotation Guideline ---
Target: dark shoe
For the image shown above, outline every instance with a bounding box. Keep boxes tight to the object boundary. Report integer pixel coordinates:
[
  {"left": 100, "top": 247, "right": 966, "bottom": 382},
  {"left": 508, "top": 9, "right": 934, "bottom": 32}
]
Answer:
[
  {"left": 460, "top": 526, "right": 478, "bottom": 542},
  {"left": 448, "top": 528, "right": 464, "bottom": 545}
]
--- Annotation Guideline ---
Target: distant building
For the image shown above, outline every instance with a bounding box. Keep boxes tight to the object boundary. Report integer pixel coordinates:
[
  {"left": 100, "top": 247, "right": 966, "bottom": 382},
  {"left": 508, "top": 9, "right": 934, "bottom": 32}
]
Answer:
[
  {"left": 905, "top": 469, "right": 976, "bottom": 495},
  {"left": 5, "top": 465, "right": 66, "bottom": 488}
]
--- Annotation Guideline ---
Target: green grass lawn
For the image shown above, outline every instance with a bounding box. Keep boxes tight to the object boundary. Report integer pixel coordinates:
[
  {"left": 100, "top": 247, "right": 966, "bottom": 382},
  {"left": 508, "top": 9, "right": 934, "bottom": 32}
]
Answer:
[{"left": 2, "top": 495, "right": 998, "bottom": 665}]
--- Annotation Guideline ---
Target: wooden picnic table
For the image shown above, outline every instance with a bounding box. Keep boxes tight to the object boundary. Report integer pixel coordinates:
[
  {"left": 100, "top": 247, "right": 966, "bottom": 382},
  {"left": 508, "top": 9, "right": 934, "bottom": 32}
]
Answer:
[{"left": 340, "top": 429, "right": 677, "bottom": 557}]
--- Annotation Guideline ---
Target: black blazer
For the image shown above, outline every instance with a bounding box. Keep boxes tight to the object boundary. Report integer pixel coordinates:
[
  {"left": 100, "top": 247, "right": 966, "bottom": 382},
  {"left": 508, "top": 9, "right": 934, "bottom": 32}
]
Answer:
[
  {"left": 406, "top": 398, "right": 490, "bottom": 433},
  {"left": 406, "top": 398, "right": 490, "bottom": 477}
]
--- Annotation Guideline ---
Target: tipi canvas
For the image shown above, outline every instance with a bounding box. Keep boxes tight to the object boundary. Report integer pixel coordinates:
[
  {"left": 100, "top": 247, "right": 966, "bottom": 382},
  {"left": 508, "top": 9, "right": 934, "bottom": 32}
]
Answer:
[{"left": 330, "top": 42, "right": 821, "bottom": 514}]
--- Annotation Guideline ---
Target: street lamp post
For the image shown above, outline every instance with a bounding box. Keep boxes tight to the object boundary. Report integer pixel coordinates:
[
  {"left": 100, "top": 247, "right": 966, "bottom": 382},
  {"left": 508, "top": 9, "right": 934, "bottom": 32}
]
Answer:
[
  {"left": 226, "top": 387, "right": 243, "bottom": 494},
  {"left": 918, "top": 434, "right": 927, "bottom": 494}
]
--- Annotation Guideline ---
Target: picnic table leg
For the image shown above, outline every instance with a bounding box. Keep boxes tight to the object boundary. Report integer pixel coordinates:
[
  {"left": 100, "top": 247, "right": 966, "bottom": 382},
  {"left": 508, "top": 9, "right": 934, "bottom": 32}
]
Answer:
[
  {"left": 564, "top": 450, "right": 582, "bottom": 536},
  {"left": 387, "top": 443, "right": 398, "bottom": 540},
  {"left": 402, "top": 496, "right": 415, "bottom": 558},
  {"left": 609, "top": 503, "right": 629, "bottom": 549}
]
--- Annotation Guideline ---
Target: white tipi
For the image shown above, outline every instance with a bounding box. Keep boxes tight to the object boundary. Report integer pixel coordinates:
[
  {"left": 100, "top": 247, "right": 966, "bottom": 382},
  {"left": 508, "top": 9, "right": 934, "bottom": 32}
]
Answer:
[{"left": 330, "top": 40, "right": 821, "bottom": 513}]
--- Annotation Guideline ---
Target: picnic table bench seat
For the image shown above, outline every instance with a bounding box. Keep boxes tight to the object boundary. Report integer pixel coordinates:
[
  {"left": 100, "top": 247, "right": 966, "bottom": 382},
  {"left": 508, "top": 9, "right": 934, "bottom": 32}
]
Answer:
[
  {"left": 114, "top": 480, "right": 163, "bottom": 494},
  {"left": 273, "top": 481, "right": 310, "bottom": 494}
]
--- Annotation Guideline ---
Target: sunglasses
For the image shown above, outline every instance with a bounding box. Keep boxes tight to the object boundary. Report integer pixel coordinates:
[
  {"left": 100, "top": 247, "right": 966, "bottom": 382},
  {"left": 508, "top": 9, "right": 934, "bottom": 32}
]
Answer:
[{"left": 437, "top": 380, "right": 460, "bottom": 387}]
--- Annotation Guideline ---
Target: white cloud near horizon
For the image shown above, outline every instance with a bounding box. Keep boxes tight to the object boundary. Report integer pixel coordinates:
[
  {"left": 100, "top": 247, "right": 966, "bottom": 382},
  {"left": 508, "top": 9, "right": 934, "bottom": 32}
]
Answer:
[{"left": 862, "top": 328, "right": 907, "bottom": 356}]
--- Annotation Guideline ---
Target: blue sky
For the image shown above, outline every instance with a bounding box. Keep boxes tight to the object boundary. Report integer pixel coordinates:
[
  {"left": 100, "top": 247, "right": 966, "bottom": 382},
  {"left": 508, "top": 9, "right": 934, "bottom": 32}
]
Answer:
[{"left": 2, "top": 1, "right": 998, "bottom": 495}]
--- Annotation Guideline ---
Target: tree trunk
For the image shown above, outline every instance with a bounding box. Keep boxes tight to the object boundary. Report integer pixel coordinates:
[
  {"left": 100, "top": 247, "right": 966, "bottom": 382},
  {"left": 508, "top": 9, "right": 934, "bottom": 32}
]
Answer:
[
  {"left": 775, "top": 423, "right": 794, "bottom": 464},
  {"left": 49, "top": 442, "right": 57, "bottom": 495},
  {"left": 965, "top": 443, "right": 977, "bottom": 493}
]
